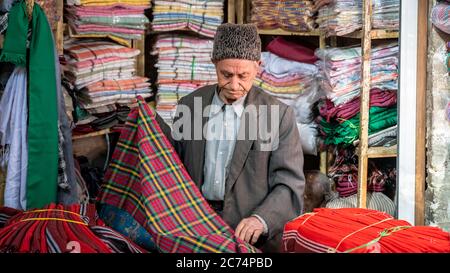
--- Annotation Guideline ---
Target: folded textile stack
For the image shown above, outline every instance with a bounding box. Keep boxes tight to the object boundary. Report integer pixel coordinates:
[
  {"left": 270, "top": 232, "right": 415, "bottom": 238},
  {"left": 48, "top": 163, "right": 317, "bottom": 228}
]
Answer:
[
  {"left": 251, "top": 0, "right": 316, "bottom": 32},
  {"left": 152, "top": 34, "right": 216, "bottom": 126},
  {"left": 316, "top": 0, "right": 362, "bottom": 36},
  {"left": 372, "top": 0, "right": 400, "bottom": 30},
  {"left": 256, "top": 49, "right": 320, "bottom": 155},
  {"left": 315, "top": 0, "right": 399, "bottom": 36},
  {"left": 282, "top": 208, "right": 450, "bottom": 253},
  {"left": 66, "top": 0, "right": 150, "bottom": 46},
  {"left": 63, "top": 39, "right": 152, "bottom": 133},
  {"left": 152, "top": 0, "right": 224, "bottom": 38}
]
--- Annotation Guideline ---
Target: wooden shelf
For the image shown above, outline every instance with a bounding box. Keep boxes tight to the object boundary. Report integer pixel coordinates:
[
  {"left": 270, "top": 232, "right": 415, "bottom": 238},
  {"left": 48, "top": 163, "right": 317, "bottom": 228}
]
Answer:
[
  {"left": 356, "top": 145, "right": 398, "bottom": 159},
  {"left": 0, "top": 34, "right": 4, "bottom": 49},
  {"left": 72, "top": 129, "right": 113, "bottom": 140},
  {"left": 258, "top": 28, "right": 321, "bottom": 36},
  {"left": 343, "top": 29, "right": 399, "bottom": 39}
]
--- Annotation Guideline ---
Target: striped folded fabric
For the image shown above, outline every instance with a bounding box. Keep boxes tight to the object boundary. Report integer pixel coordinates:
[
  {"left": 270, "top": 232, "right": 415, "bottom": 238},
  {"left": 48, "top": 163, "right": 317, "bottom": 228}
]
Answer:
[
  {"left": 282, "top": 208, "right": 450, "bottom": 253},
  {"left": 325, "top": 192, "right": 396, "bottom": 216},
  {"left": 67, "top": 0, "right": 150, "bottom": 7},
  {"left": 0, "top": 203, "right": 147, "bottom": 253},
  {"left": 316, "top": 0, "right": 399, "bottom": 36},
  {"left": 97, "top": 98, "right": 259, "bottom": 253},
  {"left": 65, "top": 40, "right": 141, "bottom": 62},
  {"left": 152, "top": 34, "right": 216, "bottom": 126},
  {"left": 152, "top": 0, "right": 223, "bottom": 38},
  {"left": 251, "top": 0, "right": 316, "bottom": 32}
]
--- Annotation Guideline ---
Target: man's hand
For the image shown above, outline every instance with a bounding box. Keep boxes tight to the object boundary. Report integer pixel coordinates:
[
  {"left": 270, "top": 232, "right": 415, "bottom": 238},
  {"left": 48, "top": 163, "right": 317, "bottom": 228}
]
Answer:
[{"left": 235, "top": 216, "right": 265, "bottom": 245}]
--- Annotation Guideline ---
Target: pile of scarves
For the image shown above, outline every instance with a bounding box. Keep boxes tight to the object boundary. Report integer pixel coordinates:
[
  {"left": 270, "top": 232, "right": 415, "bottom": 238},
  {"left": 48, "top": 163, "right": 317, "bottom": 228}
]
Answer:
[
  {"left": 251, "top": 0, "right": 316, "bottom": 32},
  {"left": 152, "top": 34, "right": 216, "bottom": 126},
  {"left": 152, "top": 0, "right": 223, "bottom": 38},
  {"left": 62, "top": 39, "right": 152, "bottom": 135},
  {"left": 255, "top": 38, "right": 321, "bottom": 155},
  {"left": 0, "top": 203, "right": 147, "bottom": 253},
  {"left": 282, "top": 208, "right": 450, "bottom": 253},
  {"left": 316, "top": 0, "right": 399, "bottom": 36}
]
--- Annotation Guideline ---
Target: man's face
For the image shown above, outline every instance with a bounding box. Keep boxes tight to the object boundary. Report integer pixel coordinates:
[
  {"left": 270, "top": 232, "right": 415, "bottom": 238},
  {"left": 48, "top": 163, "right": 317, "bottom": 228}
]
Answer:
[{"left": 214, "top": 58, "right": 261, "bottom": 104}]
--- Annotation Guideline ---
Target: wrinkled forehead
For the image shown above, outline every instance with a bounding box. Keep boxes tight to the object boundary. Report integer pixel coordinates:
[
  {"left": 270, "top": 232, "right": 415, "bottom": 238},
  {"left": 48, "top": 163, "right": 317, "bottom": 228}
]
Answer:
[{"left": 215, "top": 58, "right": 259, "bottom": 73}]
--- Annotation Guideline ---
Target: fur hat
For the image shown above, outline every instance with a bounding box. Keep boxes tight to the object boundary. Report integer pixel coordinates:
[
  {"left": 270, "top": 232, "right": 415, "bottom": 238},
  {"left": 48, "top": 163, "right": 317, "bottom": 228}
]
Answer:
[{"left": 212, "top": 23, "right": 261, "bottom": 61}]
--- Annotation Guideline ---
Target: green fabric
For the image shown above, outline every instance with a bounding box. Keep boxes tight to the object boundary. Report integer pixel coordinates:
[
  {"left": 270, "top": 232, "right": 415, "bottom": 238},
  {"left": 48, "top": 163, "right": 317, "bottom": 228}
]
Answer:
[
  {"left": 0, "top": 1, "right": 58, "bottom": 209},
  {"left": 0, "top": 2, "right": 27, "bottom": 66},
  {"left": 321, "top": 106, "right": 398, "bottom": 146}
]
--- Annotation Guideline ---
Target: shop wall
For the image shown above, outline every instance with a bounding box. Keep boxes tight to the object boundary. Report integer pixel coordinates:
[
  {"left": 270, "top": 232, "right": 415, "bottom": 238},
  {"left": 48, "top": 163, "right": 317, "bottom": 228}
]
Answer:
[{"left": 425, "top": 0, "right": 450, "bottom": 231}]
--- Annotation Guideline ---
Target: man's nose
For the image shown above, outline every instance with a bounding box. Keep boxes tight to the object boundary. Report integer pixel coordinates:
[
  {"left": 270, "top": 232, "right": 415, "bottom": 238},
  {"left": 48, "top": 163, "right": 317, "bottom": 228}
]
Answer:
[{"left": 230, "top": 77, "right": 240, "bottom": 91}]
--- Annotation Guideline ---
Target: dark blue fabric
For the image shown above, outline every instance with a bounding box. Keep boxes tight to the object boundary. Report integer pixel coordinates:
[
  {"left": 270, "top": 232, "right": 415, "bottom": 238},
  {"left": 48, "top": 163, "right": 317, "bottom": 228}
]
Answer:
[{"left": 99, "top": 203, "right": 157, "bottom": 252}]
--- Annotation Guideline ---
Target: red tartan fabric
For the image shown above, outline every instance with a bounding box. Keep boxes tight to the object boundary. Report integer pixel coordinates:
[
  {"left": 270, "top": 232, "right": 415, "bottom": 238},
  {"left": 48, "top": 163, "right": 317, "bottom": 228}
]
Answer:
[
  {"left": 282, "top": 208, "right": 450, "bottom": 253},
  {"left": 97, "top": 98, "right": 259, "bottom": 253},
  {"left": 0, "top": 204, "right": 147, "bottom": 253}
]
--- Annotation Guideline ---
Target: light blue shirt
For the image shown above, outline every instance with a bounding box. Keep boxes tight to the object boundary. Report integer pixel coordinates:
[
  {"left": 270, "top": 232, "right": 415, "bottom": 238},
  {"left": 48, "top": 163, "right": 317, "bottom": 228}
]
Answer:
[{"left": 202, "top": 89, "right": 245, "bottom": 201}]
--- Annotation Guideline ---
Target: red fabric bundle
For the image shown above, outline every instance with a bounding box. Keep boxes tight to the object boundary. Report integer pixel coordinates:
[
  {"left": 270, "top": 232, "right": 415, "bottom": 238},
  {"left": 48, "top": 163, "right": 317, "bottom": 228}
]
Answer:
[
  {"left": 282, "top": 208, "right": 450, "bottom": 253},
  {"left": 0, "top": 204, "right": 147, "bottom": 253},
  {"left": 266, "top": 37, "right": 318, "bottom": 64}
]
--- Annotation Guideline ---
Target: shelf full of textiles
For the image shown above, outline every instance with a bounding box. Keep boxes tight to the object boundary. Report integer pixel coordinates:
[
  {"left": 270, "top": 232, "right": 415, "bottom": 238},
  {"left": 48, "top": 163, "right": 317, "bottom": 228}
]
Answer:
[
  {"left": 316, "top": 0, "right": 400, "bottom": 210},
  {"left": 63, "top": 0, "right": 153, "bottom": 139},
  {"left": 231, "top": 0, "right": 401, "bottom": 213},
  {"left": 151, "top": 0, "right": 224, "bottom": 127},
  {"left": 247, "top": 0, "right": 399, "bottom": 39}
]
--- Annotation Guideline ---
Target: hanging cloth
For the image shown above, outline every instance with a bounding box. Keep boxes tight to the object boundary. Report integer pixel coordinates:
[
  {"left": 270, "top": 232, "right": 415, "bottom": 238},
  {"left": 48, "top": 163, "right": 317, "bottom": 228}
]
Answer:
[
  {"left": 0, "top": 66, "right": 28, "bottom": 210},
  {"left": 0, "top": 1, "right": 58, "bottom": 209}
]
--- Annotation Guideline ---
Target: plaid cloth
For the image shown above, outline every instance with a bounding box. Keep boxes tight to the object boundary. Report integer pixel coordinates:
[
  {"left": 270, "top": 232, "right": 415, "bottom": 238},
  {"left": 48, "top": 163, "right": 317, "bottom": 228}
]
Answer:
[{"left": 97, "top": 98, "right": 260, "bottom": 253}]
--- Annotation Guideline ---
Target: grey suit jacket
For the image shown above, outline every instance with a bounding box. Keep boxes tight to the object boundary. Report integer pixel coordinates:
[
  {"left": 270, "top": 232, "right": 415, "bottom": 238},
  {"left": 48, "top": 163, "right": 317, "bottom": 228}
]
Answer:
[{"left": 156, "top": 84, "right": 305, "bottom": 252}]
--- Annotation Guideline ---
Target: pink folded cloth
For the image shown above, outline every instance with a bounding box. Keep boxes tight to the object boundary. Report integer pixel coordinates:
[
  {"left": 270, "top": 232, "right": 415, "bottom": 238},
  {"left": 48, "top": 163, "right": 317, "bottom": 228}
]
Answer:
[{"left": 319, "top": 89, "right": 397, "bottom": 122}]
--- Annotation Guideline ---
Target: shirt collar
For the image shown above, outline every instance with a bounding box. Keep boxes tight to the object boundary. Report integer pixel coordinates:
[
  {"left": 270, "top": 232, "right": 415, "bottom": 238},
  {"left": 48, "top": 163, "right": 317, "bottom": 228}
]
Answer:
[{"left": 209, "top": 87, "right": 247, "bottom": 118}]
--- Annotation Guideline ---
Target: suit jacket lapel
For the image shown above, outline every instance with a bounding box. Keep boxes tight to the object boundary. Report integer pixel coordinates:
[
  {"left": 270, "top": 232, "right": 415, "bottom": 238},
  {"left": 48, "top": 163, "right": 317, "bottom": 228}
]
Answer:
[
  {"left": 190, "top": 85, "right": 215, "bottom": 188},
  {"left": 225, "top": 86, "right": 260, "bottom": 194}
]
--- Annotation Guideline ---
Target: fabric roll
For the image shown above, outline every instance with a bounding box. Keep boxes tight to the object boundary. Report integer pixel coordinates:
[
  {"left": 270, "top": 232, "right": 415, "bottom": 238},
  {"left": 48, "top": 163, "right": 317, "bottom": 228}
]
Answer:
[{"left": 282, "top": 208, "right": 450, "bottom": 253}]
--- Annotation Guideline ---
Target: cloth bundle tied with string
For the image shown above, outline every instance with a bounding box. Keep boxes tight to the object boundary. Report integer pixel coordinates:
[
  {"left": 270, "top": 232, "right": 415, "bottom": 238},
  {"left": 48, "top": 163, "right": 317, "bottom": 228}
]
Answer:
[{"left": 282, "top": 208, "right": 450, "bottom": 253}]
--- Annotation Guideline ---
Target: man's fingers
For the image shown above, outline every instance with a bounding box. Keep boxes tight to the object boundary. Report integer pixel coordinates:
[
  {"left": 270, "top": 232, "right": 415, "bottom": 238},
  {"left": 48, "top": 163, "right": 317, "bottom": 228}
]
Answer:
[
  {"left": 244, "top": 227, "right": 255, "bottom": 243},
  {"left": 239, "top": 223, "right": 251, "bottom": 242},
  {"left": 251, "top": 229, "right": 263, "bottom": 245},
  {"left": 235, "top": 221, "right": 245, "bottom": 239}
]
